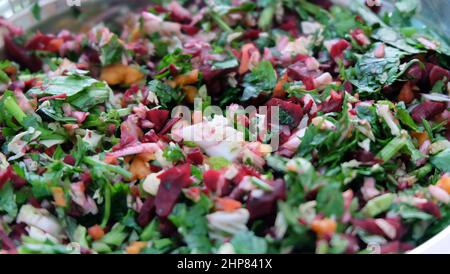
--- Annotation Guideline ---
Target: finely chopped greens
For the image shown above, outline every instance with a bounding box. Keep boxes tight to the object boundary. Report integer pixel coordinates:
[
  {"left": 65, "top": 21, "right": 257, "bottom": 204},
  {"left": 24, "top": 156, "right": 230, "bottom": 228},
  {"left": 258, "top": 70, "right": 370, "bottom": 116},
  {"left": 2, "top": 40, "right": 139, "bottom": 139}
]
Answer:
[{"left": 0, "top": 0, "right": 449, "bottom": 254}]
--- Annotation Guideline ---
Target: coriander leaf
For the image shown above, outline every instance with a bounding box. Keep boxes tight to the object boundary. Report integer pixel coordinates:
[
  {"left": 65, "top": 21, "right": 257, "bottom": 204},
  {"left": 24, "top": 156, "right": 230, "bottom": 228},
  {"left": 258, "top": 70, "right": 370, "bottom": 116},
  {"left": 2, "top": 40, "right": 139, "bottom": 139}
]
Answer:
[
  {"left": 396, "top": 103, "right": 419, "bottom": 131},
  {"left": 208, "top": 156, "right": 230, "bottom": 170},
  {"left": 372, "top": 27, "right": 421, "bottom": 54},
  {"left": 0, "top": 183, "right": 18, "bottom": 218},
  {"left": 230, "top": 231, "right": 268, "bottom": 254},
  {"left": 169, "top": 195, "right": 213, "bottom": 253},
  {"left": 100, "top": 34, "right": 126, "bottom": 66},
  {"left": 155, "top": 48, "right": 192, "bottom": 79},
  {"left": 316, "top": 182, "right": 345, "bottom": 218},
  {"left": 431, "top": 148, "right": 450, "bottom": 172},
  {"left": 211, "top": 58, "right": 239, "bottom": 70},
  {"left": 31, "top": 3, "right": 41, "bottom": 21},
  {"left": 68, "top": 81, "right": 112, "bottom": 111},
  {"left": 349, "top": 44, "right": 407, "bottom": 93},
  {"left": 163, "top": 144, "right": 185, "bottom": 163},
  {"left": 28, "top": 74, "right": 98, "bottom": 97},
  {"left": 241, "top": 61, "right": 277, "bottom": 101},
  {"left": 147, "top": 79, "right": 183, "bottom": 108}
]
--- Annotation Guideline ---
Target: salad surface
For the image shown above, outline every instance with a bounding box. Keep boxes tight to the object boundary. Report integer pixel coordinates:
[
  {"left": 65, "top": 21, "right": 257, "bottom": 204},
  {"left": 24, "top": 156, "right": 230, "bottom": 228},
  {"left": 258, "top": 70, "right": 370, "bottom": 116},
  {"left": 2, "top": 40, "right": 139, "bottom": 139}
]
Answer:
[{"left": 0, "top": 0, "right": 449, "bottom": 254}]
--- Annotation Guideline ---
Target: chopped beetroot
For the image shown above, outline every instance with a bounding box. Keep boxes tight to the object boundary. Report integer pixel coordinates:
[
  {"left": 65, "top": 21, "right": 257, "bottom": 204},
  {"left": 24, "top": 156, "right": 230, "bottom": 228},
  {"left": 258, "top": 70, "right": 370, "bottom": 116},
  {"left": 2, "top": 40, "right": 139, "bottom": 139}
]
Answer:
[
  {"left": 158, "top": 216, "right": 177, "bottom": 237},
  {"left": 247, "top": 179, "right": 286, "bottom": 219},
  {"left": 330, "top": 39, "right": 351, "bottom": 60},
  {"left": 351, "top": 218, "right": 384, "bottom": 236},
  {"left": 429, "top": 65, "right": 450, "bottom": 87},
  {"left": 142, "top": 129, "right": 159, "bottom": 143},
  {"left": 119, "top": 116, "right": 143, "bottom": 147},
  {"left": 158, "top": 117, "right": 182, "bottom": 136},
  {"left": 0, "top": 166, "right": 13, "bottom": 189},
  {"left": 411, "top": 101, "right": 447, "bottom": 122},
  {"left": 243, "top": 29, "right": 261, "bottom": 40},
  {"left": 287, "top": 61, "right": 321, "bottom": 91},
  {"left": 319, "top": 90, "right": 343, "bottom": 113},
  {"left": 25, "top": 33, "right": 56, "bottom": 52},
  {"left": 232, "top": 165, "right": 261, "bottom": 185},
  {"left": 63, "top": 155, "right": 76, "bottom": 166},
  {"left": 168, "top": 1, "right": 192, "bottom": 24},
  {"left": 418, "top": 201, "right": 441, "bottom": 219},
  {"left": 0, "top": 230, "right": 16, "bottom": 250},
  {"left": 186, "top": 147, "right": 204, "bottom": 165},
  {"left": 279, "top": 15, "right": 299, "bottom": 37},
  {"left": 146, "top": 109, "right": 170, "bottom": 132},
  {"left": 266, "top": 98, "right": 304, "bottom": 129},
  {"left": 380, "top": 241, "right": 401, "bottom": 254},
  {"left": 137, "top": 197, "right": 156, "bottom": 227},
  {"left": 4, "top": 35, "right": 42, "bottom": 72},
  {"left": 155, "top": 164, "right": 192, "bottom": 217},
  {"left": 406, "top": 63, "right": 424, "bottom": 84},
  {"left": 351, "top": 28, "right": 370, "bottom": 46},
  {"left": 181, "top": 24, "right": 200, "bottom": 35},
  {"left": 353, "top": 150, "right": 378, "bottom": 164},
  {"left": 203, "top": 169, "right": 227, "bottom": 193}
]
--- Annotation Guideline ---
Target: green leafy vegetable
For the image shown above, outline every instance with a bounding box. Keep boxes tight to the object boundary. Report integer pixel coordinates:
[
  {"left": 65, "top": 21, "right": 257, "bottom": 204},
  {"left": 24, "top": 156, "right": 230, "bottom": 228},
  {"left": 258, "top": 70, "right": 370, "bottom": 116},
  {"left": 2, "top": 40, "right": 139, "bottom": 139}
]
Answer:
[{"left": 241, "top": 61, "right": 277, "bottom": 101}]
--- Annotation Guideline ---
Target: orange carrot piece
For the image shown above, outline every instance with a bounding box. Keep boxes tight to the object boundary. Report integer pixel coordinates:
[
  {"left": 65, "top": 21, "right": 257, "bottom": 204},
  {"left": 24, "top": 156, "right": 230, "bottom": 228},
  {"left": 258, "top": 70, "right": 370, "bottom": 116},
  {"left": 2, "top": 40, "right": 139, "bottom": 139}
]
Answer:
[
  {"left": 215, "top": 198, "right": 242, "bottom": 212},
  {"left": 88, "top": 225, "right": 105, "bottom": 241},
  {"left": 51, "top": 187, "right": 66, "bottom": 207}
]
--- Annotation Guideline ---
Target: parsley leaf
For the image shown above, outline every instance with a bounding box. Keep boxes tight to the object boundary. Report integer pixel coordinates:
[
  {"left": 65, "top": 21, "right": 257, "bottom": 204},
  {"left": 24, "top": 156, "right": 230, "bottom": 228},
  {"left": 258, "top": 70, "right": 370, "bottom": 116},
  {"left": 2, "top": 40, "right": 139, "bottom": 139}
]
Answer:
[
  {"left": 230, "top": 231, "right": 268, "bottom": 254},
  {"left": 100, "top": 34, "right": 126, "bottom": 66},
  {"left": 241, "top": 61, "right": 277, "bottom": 101},
  {"left": 316, "top": 182, "right": 345, "bottom": 218},
  {"left": 147, "top": 79, "right": 183, "bottom": 108},
  {"left": 0, "top": 182, "right": 18, "bottom": 218}
]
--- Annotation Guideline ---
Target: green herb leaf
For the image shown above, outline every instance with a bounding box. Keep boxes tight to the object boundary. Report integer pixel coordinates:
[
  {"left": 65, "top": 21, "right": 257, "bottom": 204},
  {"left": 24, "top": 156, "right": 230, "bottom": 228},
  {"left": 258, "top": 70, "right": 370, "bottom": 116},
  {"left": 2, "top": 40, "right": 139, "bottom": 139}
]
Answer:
[
  {"left": 230, "top": 231, "right": 268, "bottom": 254},
  {"left": 241, "top": 61, "right": 277, "bottom": 101},
  {"left": 316, "top": 182, "right": 345, "bottom": 218},
  {"left": 431, "top": 148, "right": 450, "bottom": 172}
]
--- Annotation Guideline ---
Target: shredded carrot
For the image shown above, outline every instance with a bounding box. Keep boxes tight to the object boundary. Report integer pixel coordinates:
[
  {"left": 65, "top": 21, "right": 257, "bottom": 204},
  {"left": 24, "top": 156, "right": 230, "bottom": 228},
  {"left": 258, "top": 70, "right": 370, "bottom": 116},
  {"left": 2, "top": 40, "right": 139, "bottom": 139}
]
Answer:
[
  {"left": 137, "top": 152, "right": 156, "bottom": 162},
  {"left": 47, "top": 38, "right": 64, "bottom": 53},
  {"left": 126, "top": 241, "right": 147, "bottom": 254},
  {"left": 182, "top": 85, "right": 198, "bottom": 104},
  {"left": 411, "top": 131, "right": 429, "bottom": 147},
  {"left": 215, "top": 198, "right": 242, "bottom": 212},
  {"left": 238, "top": 43, "right": 257, "bottom": 75},
  {"left": 100, "top": 64, "right": 144, "bottom": 86},
  {"left": 129, "top": 27, "right": 142, "bottom": 42},
  {"left": 273, "top": 73, "right": 289, "bottom": 98},
  {"left": 311, "top": 218, "right": 337, "bottom": 237},
  {"left": 88, "top": 225, "right": 105, "bottom": 241},
  {"left": 398, "top": 82, "right": 415, "bottom": 104},
  {"left": 124, "top": 66, "right": 144, "bottom": 85},
  {"left": 129, "top": 157, "right": 150, "bottom": 180},
  {"left": 437, "top": 175, "right": 450, "bottom": 195},
  {"left": 175, "top": 69, "right": 199, "bottom": 87},
  {"left": 51, "top": 187, "right": 66, "bottom": 207}
]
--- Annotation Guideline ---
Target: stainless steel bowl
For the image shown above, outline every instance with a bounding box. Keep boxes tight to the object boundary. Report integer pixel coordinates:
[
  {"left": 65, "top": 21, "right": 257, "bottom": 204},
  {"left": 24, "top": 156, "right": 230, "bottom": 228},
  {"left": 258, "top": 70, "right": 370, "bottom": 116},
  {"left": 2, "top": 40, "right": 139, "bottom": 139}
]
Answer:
[{"left": 1, "top": 0, "right": 449, "bottom": 254}]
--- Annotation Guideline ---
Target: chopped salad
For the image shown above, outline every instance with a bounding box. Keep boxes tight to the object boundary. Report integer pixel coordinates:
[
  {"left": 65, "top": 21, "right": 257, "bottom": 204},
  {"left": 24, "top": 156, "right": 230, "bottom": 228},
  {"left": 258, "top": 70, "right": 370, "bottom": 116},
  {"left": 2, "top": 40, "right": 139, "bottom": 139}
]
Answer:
[{"left": 0, "top": 0, "right": 449, "bottom": 254}]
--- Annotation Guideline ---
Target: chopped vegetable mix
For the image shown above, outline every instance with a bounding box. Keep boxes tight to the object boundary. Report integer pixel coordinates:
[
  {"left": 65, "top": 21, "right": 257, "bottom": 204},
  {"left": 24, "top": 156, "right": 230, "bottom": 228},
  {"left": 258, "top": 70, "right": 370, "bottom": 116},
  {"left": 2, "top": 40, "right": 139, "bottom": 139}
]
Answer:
[{"left": 0, "top": 0, "right": 449, "bottom": 254}]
